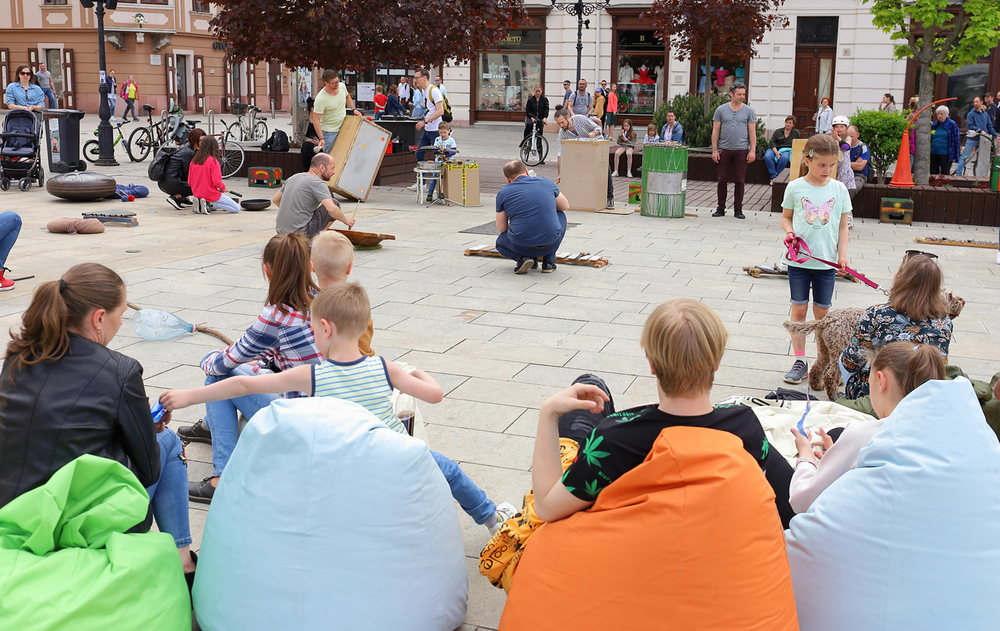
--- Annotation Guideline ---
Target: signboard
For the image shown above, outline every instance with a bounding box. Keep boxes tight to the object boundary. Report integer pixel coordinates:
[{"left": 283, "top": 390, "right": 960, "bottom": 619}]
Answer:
[
  {"left": 496, "top": 29, "right": 542, "bottom": 51},
  {"left": 357, "top": 82, "right": 375, "bottom": 102},
  {"left": 150, "top": 54, "right": 162, "bottom": 66}
]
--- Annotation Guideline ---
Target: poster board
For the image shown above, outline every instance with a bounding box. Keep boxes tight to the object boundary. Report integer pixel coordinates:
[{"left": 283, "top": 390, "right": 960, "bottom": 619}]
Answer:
[
  {"left": 357, "top": 82, "right": 376, "bottom": 102},
  {"left": 561, "top": 139, "right": 609, "bottom": 212},
  {"left": 327, "top": 116, "right": 392, "bottom": 201},
  {"left": 788, "top": 138, "right": 809, "bottom": 182}
]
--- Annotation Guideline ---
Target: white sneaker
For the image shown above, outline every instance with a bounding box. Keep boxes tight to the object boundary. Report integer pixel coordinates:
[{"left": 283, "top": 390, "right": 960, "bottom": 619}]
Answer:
[
  {"left": 486, "top": 501, "right": 517, "bottom": 536},
  {"left": 627, "top": 170, "right": 633, "bottom": 178},
  {"left": 996, "top": 251, "right": 1000, "bottom": 265},
  {"left": 611, "top": 170, "right": 618, "bottom": 177},
  {"left": 406, "top": 183, "right": 418, "bottom": 191}
]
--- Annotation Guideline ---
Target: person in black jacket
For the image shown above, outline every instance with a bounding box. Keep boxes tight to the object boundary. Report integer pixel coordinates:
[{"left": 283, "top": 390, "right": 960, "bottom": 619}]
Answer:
[
  {"left": 524, "top": 85, "right": 549, "bottom": 164},
  {"left": 301, "top": 97, "right": 322, "bottom": 172},
  {"left": 161, "top": 128, "right": 205, "bottom": 210},
  {"left": 0, "top": 263, "right": 197, "bottom": 579}
]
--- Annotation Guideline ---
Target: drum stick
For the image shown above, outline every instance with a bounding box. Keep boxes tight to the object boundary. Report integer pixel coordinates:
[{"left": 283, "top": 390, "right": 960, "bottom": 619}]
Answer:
[{"left": 349, "top": 201, "right": 359, "bottom": 230}]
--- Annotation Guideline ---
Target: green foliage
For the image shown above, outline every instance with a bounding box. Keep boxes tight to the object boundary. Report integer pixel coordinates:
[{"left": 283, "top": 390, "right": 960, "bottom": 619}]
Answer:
[
  {"left": 755, "top": 119, "right": 768, "bottom": 159},
  {"left": 652, "top": 92, "right": 728, "bottom": 148},
  {"left": 849, "top": 109, "right": 910, "bottom": 184}
]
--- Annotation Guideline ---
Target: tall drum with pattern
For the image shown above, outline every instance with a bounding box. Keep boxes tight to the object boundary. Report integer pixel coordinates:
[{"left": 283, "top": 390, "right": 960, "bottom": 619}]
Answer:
[{"left": 641, "top": 145, "right": 687, "bottom": 218}]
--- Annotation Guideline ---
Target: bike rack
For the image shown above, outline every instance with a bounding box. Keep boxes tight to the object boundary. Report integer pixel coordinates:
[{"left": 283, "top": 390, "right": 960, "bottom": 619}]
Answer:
[{"left": 207, "top": 110, "right": 215, "bottom": 135}]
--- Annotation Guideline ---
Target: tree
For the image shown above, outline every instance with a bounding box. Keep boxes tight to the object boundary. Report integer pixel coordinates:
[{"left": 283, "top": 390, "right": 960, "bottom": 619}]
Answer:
[
  {"left": 211, "top": 0, "right": 527, "bottom": 71},
  {"left": 850, "top": 109, "right": 909, "bottom": 184},
  {"left": 643, "top": 0, "right": 789, "bottom": 116},
  {"left": 863, "top": 0, "right": 1000, "bottom": 185}
]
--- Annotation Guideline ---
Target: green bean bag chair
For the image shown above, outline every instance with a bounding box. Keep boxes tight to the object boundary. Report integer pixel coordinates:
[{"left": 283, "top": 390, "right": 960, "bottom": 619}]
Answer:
[{"left": 0, "top": 455, "right": 191, "bottom": 630}]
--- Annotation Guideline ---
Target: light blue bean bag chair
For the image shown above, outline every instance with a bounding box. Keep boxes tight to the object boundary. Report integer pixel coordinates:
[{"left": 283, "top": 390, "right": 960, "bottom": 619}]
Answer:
[
  {"left": 786, "top": 378, "right": 1000, "bottom": 630},
  {"left": 193, "top": 397, "right": 468, "bottom": 631}
]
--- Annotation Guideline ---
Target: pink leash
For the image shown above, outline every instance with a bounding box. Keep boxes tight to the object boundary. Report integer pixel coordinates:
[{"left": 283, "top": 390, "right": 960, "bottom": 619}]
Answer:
[{"left": 784, "top": 235, "right": 889, "bottom": 296}]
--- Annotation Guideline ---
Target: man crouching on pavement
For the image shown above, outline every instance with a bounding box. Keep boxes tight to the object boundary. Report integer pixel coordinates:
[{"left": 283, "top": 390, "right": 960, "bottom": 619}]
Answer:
[{"left": 495, "top": 160, "right": 569, "bottom": 274}]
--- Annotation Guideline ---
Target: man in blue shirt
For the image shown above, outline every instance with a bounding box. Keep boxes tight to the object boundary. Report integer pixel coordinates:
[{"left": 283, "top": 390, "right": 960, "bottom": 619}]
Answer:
[
  {"left": 955, "top": 96, "right": 997, "bottom": 175},
  {"left": 846, "top": 125, "right": 869, "bottom": 198},
  {"left": 5, "top": 65, "right": 44, "bottom": 112},
  {"left": 495, "top": 160, "right": 569, "bottom": 274}
]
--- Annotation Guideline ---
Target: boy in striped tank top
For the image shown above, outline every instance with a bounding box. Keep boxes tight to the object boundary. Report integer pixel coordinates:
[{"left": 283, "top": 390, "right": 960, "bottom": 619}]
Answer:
[{"left": 161, "top": 282, "right": 516, "bottom": 534}]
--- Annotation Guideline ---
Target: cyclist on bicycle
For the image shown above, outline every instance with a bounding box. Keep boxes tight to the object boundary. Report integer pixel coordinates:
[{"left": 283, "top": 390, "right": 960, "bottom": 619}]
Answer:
[{"left": 524, "top": 85, "right": 549, "bottom": 165}]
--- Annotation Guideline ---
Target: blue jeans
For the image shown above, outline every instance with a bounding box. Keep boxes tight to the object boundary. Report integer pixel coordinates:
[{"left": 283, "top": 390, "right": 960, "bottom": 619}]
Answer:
[
  {"left": 0, "top": 212, "right": 22, "bottom": 268},
  {"left": 145, "top": 428, "right": 192, "bottom": 548},
  {"left": 431, "top": 451, "right": 495, "bottom": 525},
  {"left": 765, "top": 149, "right": 790, "bottom": 179},
  {"left": 204, "top": 364, "right": 277, "bottom": 477},
  {"left": 955, "top": 137, "right": 979, "bottom": 175},
  {"left": 41, "top": 87, "right": 56, "bottom": 110},
  {"left": 495, "top": 211, "right": 567, "bottom": 262},
  {"left": 322, "top": 130, "right": 339, "bottom": 153},
  {"left": 108, "top": 94, "right": 117, "bottom": 116},
  {"left": 416, "top": 130, "right": 439, "bottom": 162},
  {"left": 787, "top": 265, "right": 836, "bottom": 309}
]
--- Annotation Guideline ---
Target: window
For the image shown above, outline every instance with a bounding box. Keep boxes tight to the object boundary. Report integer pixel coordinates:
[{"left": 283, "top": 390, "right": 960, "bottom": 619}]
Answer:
[
  {"left": 797, "top": 17, "right": 839, "bottom": 46},
  {"left": 478, "top": 30, "right": 543, "bottom": 112},
  {"left": 43, "top": 0, "right": 68, "bottom": 5},
  {"left": 615, "top": 30, "right": 665, "bottom": 114},
  {"left": 694, "top": 56, "right": 747, "bottom": 98},
  {"left": 192, "top": 0, "right": 210, "bottom": 12}
]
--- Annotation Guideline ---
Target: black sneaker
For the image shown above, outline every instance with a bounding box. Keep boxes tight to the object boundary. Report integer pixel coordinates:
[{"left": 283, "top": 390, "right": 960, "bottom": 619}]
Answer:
[
  {"left": 179, "top": 197, "right": 194, "bottom": 206},
  {"left": 712, "top": 208, "right": 726, "bottom": 217},
  {"left": 426, "top": 193, "right": 434, "bottom": 202},
  {"left": 784, "top": 359, "right": 808, "bottom": 384},
  {"left": 541, "top": 259, "right": 556, "bottom": 273},
  {"left": 606, "top": 198, "right": 615, "bottom": 209},
  {"left": 177, "top": 419, "right": 213, "bottom": 444},
  {"left": 166, "top": 196, "right": 184, "bottom": 210},
  {"left": 515, "top": 257, "right": 533, "bottom": 274},
  {"left": 571, "top": 373, "right": 616, "bottom": 417},
  {"left": 189, "top": 477, "right": 216, "bottom": 504},
  {"left": 531, "top": 258, "right": 540, "bottom": 269},
  {"left": 734, "top": 210, "right": 746, "bottom": 220}
]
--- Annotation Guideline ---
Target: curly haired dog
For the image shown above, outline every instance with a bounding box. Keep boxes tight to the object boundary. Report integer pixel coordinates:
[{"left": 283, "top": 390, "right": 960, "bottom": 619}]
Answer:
[{"left": 782, "top": 289, "right": 965, "bottom": 401}]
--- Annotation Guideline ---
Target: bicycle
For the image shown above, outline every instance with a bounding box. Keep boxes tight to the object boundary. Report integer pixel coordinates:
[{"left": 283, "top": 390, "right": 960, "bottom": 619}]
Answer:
[
  {"left": 207, "top": 133, "right": 245, "bottom": 179},
  {"left": 83, "top": 121, "right": 138, "bottom": 163},
  {"left": 127, "top": 105, "right": 170, "bottom": 162},
  {"left": 223, "top": 102, "right": 268, "bottom": 142},
  {"left": 519, "top": 121, "right": 549, "bottom": 167}
]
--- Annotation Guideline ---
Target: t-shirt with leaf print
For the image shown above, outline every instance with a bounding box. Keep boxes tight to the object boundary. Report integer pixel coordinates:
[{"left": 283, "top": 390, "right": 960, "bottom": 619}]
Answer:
[{"left": 560, "top": 404, "right": 770, "bottom": 502}]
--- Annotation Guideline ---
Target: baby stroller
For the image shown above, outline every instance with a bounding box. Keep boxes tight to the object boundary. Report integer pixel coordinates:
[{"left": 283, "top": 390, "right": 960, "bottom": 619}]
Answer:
[{"left": 0, "top": 110, "right": 44, "bottom": 191}]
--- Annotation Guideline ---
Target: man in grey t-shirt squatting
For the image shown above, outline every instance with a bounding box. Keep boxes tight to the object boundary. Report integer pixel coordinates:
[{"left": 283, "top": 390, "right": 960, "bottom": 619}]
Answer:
[
  {"left": 273, "top": 153, "right": 355, "bottom": 239},
  {"left": 711, "top": 83, "right": 756, "bottom": 220}
]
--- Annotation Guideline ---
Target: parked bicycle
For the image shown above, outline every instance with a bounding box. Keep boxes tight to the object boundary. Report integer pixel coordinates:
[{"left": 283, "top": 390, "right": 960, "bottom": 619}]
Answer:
[
  {"left": 127, "top": 105, "right": 169, "bottom": 162},
  {"left": 205, "top": 133, "right": 246, "bottom": 179},
  {"left": 519, "top": 123, "right": 549, "bottom": 167},
  {"left": 223, "top": 102, "right": 268, "bottom": 142},
  {"left": 83, "top": 121, "right": 138, "bottom": 163}
]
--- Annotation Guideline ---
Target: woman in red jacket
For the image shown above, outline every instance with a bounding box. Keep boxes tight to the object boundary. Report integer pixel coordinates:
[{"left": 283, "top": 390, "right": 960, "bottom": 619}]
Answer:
[{"left": 187, "top": 136, "right": 240, "bottom": 214}]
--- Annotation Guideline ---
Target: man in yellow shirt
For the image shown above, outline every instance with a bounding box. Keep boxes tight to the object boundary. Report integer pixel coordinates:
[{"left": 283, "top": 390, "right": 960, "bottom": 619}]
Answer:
[{"left": 310, "top": 69, "right": 362, "bottom": 153}]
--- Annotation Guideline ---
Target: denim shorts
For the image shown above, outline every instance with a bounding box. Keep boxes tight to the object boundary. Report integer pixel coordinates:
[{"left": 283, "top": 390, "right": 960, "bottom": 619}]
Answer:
[{"left": 787, "top": 265, "right": 835, "bottom": 309}]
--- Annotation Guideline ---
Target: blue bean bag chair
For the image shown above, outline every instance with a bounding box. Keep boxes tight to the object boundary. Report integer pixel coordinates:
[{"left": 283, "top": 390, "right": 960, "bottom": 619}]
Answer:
[
  {"left": 193, "top": 397, "right": 467, "bottom": 631},
  {"left": 786, "top": 378, "right": 1000, "bottom": 630}
]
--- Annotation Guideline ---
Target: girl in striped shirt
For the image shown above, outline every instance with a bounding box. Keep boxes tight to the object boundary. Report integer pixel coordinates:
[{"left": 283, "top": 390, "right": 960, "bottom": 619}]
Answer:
[{"left": 162, "top": 282, "right": 516, "bottom": 533}]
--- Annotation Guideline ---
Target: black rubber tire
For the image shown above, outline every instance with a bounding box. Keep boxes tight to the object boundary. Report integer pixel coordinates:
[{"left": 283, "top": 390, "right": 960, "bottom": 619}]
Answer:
[
  {"left": 519, "top": 135, "right": 548, "bottom": 167},
  {"left": 0, "top": 178, "right": 9, "bottom": 191},
  {"left": 219, "top": 142, "right": 245, "bottom": 179},
  {"left": 82, "top": 140, "right": 100, "bottom": 164},
  {"left": 253, "top": 121, "right": 269, "bottom": 142},
  {"left": 37, "top": 167, "right": 44, "bottom": 187},
  {"left": 19, "top": 178, "right": 32, "bottom": 192},
  {"left": 228, "top": 122, "right": 243, "bottom": 142},
  {"left": 128, "top": 127, "right": 152, "bottom": 162}
]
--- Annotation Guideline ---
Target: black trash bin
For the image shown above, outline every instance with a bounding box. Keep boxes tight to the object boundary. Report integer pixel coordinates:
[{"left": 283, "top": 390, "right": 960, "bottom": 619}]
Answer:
[{"left": 43, "top": 109, "right": 86, "bottom": 173}]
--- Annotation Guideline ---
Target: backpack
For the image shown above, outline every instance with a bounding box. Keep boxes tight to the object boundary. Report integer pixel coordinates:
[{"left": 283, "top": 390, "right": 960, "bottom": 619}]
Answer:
[
  {"left": 430, "top": 86, "right": 453, "bottom": 123},
  {"left": 261, "top": 130, "right": 289, "bottom": 152},
  {"left": 147, "top": 147, "right": 176, "bottom": 182}
]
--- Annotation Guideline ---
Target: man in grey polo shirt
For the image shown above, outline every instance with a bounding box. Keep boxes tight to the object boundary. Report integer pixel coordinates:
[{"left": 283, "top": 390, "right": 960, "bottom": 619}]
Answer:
[
  {"left": 272, "top": 153, "right": 354, "bottom": 238},
  {"left": 711, "top": 83, "right": 756, "bottom": 220}
]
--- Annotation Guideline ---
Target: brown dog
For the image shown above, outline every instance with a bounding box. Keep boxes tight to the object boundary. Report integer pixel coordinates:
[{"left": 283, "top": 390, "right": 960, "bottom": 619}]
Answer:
[{"left": 782, "top": 289, "right": 965, "bottom": 400}]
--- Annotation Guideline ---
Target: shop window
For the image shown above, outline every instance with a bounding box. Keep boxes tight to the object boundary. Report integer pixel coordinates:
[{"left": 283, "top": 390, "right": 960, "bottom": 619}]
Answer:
[
  {"left": 796, "top": 17, "right": 839, "bottom": 46},
  {"left": 946, "top": 61, "right": 990, "bottom": 125},
  {"left": 478, "top": 30, "right": 543, "bottom": 112},
  {"left": 615, "top": 30, "right": 664, "bottom": 114},
  {"left": 695, "top": 56, "right": 747, "bottom": 97}
]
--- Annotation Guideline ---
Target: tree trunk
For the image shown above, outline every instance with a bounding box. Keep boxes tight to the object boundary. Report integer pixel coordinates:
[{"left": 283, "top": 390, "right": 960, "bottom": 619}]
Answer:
[
  {"left": 704, "top": 37, "right": 713, "bottom": 117},
  {"left": 914, "top": 64, "right": 935, "bottom": 186}
]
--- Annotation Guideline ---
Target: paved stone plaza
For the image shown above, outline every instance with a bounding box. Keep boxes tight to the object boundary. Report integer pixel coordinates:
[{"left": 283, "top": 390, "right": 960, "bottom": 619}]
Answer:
[{"left": 1, "top": 119, "right": 998, "bottom": 630}]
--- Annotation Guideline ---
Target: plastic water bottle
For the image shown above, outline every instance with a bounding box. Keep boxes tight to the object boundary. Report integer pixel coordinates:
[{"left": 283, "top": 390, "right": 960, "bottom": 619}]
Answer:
[
  {"left": 150, "top": 401, "right": 166, "bottom": 422},
  {"left": 132, "top": 308, "right": 196, "bottom": 341}
]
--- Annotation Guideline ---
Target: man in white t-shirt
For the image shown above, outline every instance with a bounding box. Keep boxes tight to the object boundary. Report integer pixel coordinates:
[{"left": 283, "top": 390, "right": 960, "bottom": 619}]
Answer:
[
  {"left": 398, "top": 77, "right": 412, "bottom": 108},
  {"left": 311, "top": 69, "right": 363, "bottom": 152},
  {"left": 413, "top": 67, "right": 445, "bottom": 161}
]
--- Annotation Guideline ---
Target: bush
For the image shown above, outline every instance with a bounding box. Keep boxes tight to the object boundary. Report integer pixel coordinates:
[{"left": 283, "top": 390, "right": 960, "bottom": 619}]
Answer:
[
  {"left": 652, "top": 93, "right": 770, "bottom": 156},
  {"left": 849, "top": 109, "right": 909, "bottom": 184}
]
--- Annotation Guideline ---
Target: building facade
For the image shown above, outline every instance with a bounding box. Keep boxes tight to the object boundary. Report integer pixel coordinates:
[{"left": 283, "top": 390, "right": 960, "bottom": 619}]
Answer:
[
  {"left": 443, "top": 0, "right": 999, "bottom": 133},
  {"left": 1, "top": 0, "right": 288, "bottom": 115}
]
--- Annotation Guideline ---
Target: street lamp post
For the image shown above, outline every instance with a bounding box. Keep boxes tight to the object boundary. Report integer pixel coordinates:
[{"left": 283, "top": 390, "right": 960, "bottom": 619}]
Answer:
[
  {"left": 551, "top": 0, "right": 611, "bottom": 86},
  {"left": 80, "top": 0, "right": 119, "bottom": 166}
]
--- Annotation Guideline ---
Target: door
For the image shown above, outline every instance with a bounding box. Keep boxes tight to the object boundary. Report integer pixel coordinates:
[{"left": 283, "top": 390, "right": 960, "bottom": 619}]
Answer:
[
  {"left": 0, "top": 49, "right": 9, "bottom": 102},
  {"left": 165, "top": 54, "right": 176, "bottom": 109},
  {"left": 268, "top": 61, "right": 282, "bottom": 111},
  {"left": 45, "top": 49, "right": 63, "bottom": 106},
  {"left": 176, "top": 55, "right": 188, "bottom": 109},
  {"left": 61, "top": 49, "right": 74, "bottom": 109},
  {"left": 792, "top": 48, "right": 836, "bottom": 134},
  {"left": 195, "top": 55, "right": 205, "bottom": 113}
]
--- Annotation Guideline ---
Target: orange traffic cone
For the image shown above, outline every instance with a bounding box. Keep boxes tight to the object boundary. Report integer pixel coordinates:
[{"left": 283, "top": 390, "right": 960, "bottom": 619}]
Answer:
[{"left": 890, "top": 128, "right": 914, "bottom": 188}]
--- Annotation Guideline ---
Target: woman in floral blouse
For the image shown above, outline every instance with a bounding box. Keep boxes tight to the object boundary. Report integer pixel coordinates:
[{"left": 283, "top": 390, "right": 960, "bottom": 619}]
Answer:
[{"left": 841, "top": 252, "right": 953, "bottom": 399}]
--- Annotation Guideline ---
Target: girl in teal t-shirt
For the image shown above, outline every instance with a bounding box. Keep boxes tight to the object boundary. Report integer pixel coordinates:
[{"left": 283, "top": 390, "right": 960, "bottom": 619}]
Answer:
[{"left": 779, "top": 134, "right": 852, "bottom": 384}]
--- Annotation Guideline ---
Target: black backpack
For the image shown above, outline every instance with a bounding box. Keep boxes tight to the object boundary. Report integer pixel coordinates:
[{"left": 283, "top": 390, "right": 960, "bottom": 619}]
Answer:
[
  {"left": 147, "top": 147, "right": 177, "bottom": 182},
  {"left": 261, "top": 130, "right": 290, "bottom": 152}
]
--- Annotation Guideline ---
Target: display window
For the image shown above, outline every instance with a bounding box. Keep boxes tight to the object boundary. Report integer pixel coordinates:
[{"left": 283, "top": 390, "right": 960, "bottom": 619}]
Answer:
[
  {"left": 695, "top": 56, "right": 747, "bottom": 96},
  {"left": 478, "top": 30, "right": 543, "bottom": 112},
  {"left": 615, "top": 30, "right": 666, "bottom": 115}
]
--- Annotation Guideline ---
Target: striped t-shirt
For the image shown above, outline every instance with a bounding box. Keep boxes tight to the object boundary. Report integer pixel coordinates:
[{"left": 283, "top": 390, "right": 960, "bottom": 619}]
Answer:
[{"left": 311, "top": 356, "right": 406, "bottom": 434}]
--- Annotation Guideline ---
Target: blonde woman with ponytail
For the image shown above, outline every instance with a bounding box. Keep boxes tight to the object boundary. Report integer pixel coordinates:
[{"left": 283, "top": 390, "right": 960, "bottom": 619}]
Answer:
[{"left": 788, "top": 342, "right": 946, "bottom": 512}]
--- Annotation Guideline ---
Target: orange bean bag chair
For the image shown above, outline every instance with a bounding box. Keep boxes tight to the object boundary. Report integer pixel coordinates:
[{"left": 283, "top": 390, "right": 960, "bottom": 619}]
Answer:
[{"left": 499, "top": 426, "right": 799, "bottom": 631}]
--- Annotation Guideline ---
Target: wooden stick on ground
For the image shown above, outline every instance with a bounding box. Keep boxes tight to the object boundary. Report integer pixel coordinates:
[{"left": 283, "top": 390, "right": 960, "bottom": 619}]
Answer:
[{"left": 127, "top": 302, "right": 234, "bottom": 345}]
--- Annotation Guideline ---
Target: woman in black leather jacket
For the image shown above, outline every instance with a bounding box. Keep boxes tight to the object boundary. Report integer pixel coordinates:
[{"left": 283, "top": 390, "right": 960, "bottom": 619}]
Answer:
[
  {"left": 160, "top": 128, "right": 206, "bottom": 210},
  {"left": 0, "top": 263, "right": 196, "bottom": 577}
]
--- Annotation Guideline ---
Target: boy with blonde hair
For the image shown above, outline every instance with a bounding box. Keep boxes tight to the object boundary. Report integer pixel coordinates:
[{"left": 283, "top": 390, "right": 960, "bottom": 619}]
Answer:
[
  {"left": 161, "top": 282, "right": 515, "bottom": 533},
  {"left": 529, "top": 298, "right": 793, "bottom": 526},
  {"left": 310, "top": 231, "right": 374, "bottom": 356}
]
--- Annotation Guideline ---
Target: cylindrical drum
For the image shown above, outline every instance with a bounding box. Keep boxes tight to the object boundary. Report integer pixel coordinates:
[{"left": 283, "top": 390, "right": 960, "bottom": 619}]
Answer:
[{"left": 640, "top": 146, "right": 687, "bottom": 218}]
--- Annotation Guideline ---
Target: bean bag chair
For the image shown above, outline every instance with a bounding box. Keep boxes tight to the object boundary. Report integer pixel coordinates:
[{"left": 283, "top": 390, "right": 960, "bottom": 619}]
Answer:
[
  {"left": 46, "top": 217, "right": 106, "bottom": 234},
  {"left": 786, "top": 378, "right": 1000, "bottom": 630},
  {"left": 499, "top": 426, "right": 798, "bottom": 631},
  {"left": 0, "top": 455, "right": 191, "bottom": 630},
  {"left": 193, "top": 397, "right": 467, "bottom": 631}
]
